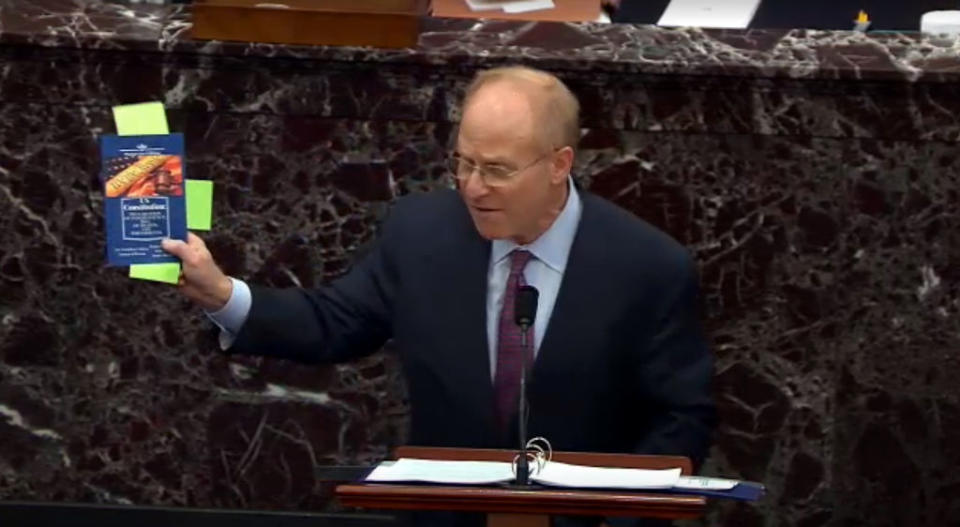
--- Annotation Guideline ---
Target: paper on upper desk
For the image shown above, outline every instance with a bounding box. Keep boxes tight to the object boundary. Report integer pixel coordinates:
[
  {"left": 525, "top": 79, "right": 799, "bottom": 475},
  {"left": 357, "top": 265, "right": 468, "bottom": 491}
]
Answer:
[
  {"left": 657, "top": 0, "right": 762, "bottom": 29},
  {"left": 921, "top": 11, "right": 960, "bottom": 35},
  {"left": 502, "top": 0, "right": 554, "bottom": 14},
  {"left": 465, "top": 0, "right": 555, "bottom": 14},
  {"left": 365, "top": 458, "right": 514, "bottom": 485},
  {"left": 675, "top": 475, "right": 738, "bottom": 491},
  {"left": 531, "top": 462, "right": 682, "bottom": 489},
  {"left": 464, "top": 0, "right": 501, "bottom": 11}
]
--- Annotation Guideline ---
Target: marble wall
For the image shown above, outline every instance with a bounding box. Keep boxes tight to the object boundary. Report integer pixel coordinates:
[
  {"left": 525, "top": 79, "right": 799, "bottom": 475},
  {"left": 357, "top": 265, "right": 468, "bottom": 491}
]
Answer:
[{"left": 2, "top": 2, "right": 960, "bottom": 526}]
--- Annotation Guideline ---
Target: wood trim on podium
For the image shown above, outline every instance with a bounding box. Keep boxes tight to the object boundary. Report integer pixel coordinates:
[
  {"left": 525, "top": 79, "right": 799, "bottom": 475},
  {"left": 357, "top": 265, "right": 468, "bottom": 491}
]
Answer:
[
  {"left": 191, "top": 0, "right": 430, "bottom": 48},
  {"left": 335, "top": 447, "right": 705, "bottom": 522}
]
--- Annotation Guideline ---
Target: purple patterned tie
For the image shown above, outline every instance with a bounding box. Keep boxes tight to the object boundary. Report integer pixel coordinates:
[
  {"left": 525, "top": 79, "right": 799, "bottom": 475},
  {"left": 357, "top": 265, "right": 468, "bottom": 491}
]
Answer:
[{"left": 493, "top": 249, "right": 534, "bottom": 433}]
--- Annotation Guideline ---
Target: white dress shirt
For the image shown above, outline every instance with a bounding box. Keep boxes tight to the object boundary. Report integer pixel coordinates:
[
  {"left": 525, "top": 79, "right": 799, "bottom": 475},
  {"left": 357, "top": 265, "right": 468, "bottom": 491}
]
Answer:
[{"left": 484, "top": 180, "right": 581, "bottom": 378}]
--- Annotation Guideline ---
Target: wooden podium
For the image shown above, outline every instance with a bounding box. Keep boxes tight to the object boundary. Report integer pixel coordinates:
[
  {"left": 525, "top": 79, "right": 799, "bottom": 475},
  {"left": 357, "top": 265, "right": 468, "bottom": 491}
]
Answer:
[
  {"left": 191, "top": 0, "right": 430, "bottom": 48},
  {"left": 336, "top": 447, "right": 706, "bottom": 527}
]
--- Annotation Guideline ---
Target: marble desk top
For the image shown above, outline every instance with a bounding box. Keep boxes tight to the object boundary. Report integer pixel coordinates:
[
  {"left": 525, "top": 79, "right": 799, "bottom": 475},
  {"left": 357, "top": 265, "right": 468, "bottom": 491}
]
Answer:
[{"left": 3, "top": 0, "right": 960, "bottom": 82}]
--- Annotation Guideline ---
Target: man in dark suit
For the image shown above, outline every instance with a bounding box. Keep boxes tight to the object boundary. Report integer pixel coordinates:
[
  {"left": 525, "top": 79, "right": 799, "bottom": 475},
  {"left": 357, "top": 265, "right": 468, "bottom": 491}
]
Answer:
[{"left": 163, "top": 66, "right": 716, "bottom": 526}]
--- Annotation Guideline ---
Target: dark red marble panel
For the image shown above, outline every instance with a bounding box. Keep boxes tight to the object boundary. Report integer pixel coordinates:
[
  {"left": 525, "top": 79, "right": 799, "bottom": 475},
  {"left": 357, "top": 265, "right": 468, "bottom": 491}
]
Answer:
[{"left": 1, "top": 1, "right": 959, "bottom": 526}]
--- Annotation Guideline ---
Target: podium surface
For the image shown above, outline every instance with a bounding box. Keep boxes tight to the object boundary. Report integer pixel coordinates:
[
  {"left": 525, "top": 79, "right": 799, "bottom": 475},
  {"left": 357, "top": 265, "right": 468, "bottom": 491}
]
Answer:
[{"left": 336, "top": 447, "right": 705, "bottom": 527}]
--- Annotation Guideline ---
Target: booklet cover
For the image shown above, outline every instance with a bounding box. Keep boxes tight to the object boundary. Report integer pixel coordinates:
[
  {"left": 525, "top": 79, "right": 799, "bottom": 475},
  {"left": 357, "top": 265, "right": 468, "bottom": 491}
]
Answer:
[{"left": 100, "top": 133, "right": 187, "bottom": 266}]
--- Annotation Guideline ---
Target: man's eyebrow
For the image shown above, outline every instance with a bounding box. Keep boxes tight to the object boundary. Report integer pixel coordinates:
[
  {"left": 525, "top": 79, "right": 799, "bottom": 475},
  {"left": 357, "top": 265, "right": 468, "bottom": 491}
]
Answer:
[{"left": 461, "top": 154, "right": 514, "bottom": 167}]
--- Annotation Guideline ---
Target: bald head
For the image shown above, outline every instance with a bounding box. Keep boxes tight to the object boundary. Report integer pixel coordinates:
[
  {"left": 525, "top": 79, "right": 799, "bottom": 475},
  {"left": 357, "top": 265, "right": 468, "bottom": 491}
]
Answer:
[
  {"left": 460, "top": 82, "right": 540, "bottom": 161},
  {"left": 461, "top": 66, "right": 580, "bottom": 151}
]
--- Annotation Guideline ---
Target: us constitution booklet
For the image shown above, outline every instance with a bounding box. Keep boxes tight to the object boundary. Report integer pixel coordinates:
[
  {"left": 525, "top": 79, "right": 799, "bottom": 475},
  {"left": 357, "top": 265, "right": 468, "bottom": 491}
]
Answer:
[{"left": 100, "top": 133, "right": 187, "bottom": 266}]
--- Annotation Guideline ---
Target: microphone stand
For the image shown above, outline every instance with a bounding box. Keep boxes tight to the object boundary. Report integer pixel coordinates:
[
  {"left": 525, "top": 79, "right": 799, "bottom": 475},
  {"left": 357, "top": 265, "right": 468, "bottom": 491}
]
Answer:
[
  {"left": 509, "top": 284, "right": 538, "bottom": 488},
  {"left": 516, "top": 322, "right": 531, "bottom": 486}
]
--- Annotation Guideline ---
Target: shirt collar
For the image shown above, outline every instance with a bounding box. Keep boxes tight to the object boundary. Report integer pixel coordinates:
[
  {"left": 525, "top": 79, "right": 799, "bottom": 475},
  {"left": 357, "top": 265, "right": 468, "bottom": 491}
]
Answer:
[{"left": 491, "top": 177, "right": 582, "bottom": 273}]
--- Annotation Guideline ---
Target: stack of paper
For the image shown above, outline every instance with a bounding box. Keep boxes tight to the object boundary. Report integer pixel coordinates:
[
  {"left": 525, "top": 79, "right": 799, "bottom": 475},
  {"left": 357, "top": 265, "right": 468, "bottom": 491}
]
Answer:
[
  {"left": 533, "top": 461, "right": 682, "bottom": 489},
  {"left": 363, "top": 458, "right": 765, "bottom": 500},
  {"left": 465, "top": 0, "right": 555, "bottom": 15},
  {"left": 366, "top": 458, "right": 684, "bottom": 489},
  {"left": 366, "top": 459, "right": 514, "bottom": 485}
]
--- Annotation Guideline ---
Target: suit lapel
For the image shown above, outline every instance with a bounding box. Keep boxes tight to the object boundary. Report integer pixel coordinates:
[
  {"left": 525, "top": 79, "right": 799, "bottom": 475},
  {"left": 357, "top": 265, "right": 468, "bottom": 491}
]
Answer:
[
  {"left": 534, "top": 193, "right": 601, "bottom": 378},
  {"left": 434, "top": 199, "right": 497, "bottom": 439},
  {"left": 459, "top": 232, "right": 495, "bottom": 425}
]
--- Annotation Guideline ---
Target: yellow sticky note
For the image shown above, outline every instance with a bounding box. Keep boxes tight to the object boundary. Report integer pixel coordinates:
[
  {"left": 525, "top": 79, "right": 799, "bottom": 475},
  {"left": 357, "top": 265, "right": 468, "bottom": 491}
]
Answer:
[
  {"left": 129, "top": 262, "right": 181, "bottom": 284},
  {"left": 112, "top": 102, "right": 170, "bottom": 136},
  {"left": 186, "top": 180, "right": 213, "bottom": 230}
]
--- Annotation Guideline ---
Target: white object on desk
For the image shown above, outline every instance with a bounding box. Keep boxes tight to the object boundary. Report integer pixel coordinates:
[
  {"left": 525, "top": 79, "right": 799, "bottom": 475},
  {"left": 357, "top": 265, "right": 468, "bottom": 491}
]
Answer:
[
  {"left": 366, "top": 458, "right": 684, "bottom": 489},
  {"left": 367, "top": 459, "right": 514, "bottom": 485},
  {"left": 465, "top": 0, "right": 556, "bottom": 14},
  {"left": 532, "top": 461, "right": 682, "bottom": 489},
  {"left": 657, "top": 0, "right": 762, "bottom": 29},
  {"left": 465, "top": 0, "right": 502, "bottom": 11},
  {"left": 675, "top": 475, "right": 738, "bottom": 491},
  {"left": 921, "top": 11, "right": 960, "bottom": 35}
]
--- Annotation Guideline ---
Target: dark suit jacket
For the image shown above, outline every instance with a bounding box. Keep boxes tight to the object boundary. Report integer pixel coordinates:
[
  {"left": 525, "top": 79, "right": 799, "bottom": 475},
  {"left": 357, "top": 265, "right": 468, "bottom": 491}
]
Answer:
[{"left": 228, "top": 188, "right": 716, "bottom": 468}]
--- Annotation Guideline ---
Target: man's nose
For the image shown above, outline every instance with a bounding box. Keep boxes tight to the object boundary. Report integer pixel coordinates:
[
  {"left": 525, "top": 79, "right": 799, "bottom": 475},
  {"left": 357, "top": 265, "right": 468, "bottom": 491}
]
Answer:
[{"left": 460, "top": 168, "right": 491, "bottom": 199}]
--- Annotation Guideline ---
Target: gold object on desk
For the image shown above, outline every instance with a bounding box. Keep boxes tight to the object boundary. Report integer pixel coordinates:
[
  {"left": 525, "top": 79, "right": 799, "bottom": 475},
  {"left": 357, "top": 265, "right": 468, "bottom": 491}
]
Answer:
[
  {"left": 191, "top": 0, "right": 431, "bottom": 48},
  {"left": 853, "top": 9, "right": 870, "bottom": 32}
]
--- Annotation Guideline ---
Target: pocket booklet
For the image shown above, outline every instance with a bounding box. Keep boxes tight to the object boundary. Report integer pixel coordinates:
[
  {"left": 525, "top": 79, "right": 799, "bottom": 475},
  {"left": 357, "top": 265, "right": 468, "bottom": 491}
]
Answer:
[{"left": 100, "top": 133, "right": 187, "bottom": 266}]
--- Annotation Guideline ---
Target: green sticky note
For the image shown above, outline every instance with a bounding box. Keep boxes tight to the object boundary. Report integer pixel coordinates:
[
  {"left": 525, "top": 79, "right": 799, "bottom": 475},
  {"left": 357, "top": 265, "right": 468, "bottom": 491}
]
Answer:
[
  {"left": 112, "top": 102, "right": 170, "bottom": 135},
  {"left": 186, "top": 179, "right": 213, "bottom": 230},
  {"left": 129, "top": 262, "right": 181, "bottom": 284}
]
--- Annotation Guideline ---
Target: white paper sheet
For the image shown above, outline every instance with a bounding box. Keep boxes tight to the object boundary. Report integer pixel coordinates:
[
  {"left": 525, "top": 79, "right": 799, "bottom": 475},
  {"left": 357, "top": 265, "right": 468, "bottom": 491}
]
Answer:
[
  {"left": 464, "top": 0, "right": 502, "bottom": 11},
  {"left": 657, "top": 0, "right": 762, "bottom": 29},
  {"left": 366, "top": 458, "right": 514, "bottom": 485},
  {"left": 366, "top": 458, "right": 683, "bottom": 490},
  {"left": 531, "top": 462, "right": 682, "bottom": 489},
  {"left": 464, "top": 0, "right": 555, "bottom": 14},
  {"left": 502, "top": 0, "right": 555, "bottom": 14}
]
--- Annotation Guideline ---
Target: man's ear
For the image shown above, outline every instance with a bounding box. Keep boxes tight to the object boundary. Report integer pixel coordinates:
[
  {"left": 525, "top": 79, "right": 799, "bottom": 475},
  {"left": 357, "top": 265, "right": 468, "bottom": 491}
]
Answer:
[{"left": 551, "top": 146, "right": 575, "bottom": 184}]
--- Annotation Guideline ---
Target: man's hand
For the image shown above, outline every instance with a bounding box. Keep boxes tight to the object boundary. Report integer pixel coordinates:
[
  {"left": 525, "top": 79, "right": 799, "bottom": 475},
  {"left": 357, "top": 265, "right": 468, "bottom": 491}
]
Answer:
[{"left": 161, "top": 233, "right": 233, "bottom": 312}]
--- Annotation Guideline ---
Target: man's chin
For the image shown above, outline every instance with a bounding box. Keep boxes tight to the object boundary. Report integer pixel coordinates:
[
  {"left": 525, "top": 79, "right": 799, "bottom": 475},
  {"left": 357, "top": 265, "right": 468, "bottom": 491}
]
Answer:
[{"left": 470, "top": 219, "right": 509, "bottom": 241}]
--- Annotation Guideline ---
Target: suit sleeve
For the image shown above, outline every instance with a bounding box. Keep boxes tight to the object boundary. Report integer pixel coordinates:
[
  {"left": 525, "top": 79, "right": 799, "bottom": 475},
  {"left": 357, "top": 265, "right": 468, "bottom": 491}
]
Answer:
[
  {"left": 223, "top": 212, "right": 400, "bottom": 365},
  {"left": 632, "top": 253, "right": 717, "bottom": 470}
]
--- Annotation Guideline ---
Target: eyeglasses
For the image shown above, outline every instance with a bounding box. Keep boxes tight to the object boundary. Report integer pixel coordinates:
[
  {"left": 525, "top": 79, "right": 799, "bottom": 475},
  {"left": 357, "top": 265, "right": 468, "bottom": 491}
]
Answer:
[{"left": 447, "top": 150, "right": 555, "bottom": 187}]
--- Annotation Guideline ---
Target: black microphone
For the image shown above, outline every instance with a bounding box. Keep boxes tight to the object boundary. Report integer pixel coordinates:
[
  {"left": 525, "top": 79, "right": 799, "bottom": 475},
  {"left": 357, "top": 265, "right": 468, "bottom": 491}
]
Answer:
[
  {"left": 514, "top": 285, "right": 538, "bottom": 328},
  {"left": 513, "top": 285, "right": 538, "bottom": 486}
]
